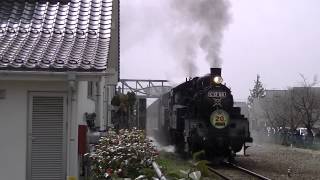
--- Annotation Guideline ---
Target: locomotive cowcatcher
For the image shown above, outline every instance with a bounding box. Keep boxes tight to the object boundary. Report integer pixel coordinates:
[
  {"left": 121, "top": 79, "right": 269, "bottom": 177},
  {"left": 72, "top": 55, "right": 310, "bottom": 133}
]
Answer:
[{"left": 158, "top": 68, "right": 253, "bottom": 160}]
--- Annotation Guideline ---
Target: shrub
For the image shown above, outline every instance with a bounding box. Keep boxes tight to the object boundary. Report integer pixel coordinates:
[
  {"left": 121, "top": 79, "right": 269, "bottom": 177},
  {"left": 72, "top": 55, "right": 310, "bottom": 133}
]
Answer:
[{"left": 86, "top": 128, "right": 158, "bottom": 179}]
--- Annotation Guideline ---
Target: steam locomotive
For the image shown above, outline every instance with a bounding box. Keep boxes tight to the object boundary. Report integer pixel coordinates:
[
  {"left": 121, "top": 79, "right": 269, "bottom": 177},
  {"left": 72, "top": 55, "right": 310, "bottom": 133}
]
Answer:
[{"left": 155, "top": 68, "right": 252, "bottom": 159}]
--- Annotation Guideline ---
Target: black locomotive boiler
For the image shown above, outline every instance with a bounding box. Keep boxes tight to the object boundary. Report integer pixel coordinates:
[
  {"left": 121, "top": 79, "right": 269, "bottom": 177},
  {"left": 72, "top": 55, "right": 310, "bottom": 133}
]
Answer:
[{"left": 157, "top": 68, "right": 252, "bottom": 159}]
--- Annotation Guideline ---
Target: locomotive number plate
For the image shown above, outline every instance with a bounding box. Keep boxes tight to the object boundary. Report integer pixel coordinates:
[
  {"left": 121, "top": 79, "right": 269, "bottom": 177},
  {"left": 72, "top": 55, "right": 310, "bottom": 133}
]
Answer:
[
  {"left": 208, "top": 91, "right": 227, "bottom": 98},
  {"left": 210, "top": 109, "right": 230, "bottom": 129}
]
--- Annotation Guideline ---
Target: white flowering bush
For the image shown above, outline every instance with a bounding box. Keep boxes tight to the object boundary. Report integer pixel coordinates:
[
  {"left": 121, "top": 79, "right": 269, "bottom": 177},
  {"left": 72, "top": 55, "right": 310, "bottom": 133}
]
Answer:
[{"left": 86, "top": 128, "right": 159, "bottom": 179}]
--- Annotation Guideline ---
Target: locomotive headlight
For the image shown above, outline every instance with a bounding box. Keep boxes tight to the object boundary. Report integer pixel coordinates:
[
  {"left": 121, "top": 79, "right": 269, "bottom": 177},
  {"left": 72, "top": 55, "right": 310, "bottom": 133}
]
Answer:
[{"left": 213, "top": 76, "right": 223, "bottom": 84}]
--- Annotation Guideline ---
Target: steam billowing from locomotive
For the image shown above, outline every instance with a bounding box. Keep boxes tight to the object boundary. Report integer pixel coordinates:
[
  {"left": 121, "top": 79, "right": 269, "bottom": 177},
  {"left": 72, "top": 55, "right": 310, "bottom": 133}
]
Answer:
[{"left": 170, "top": 0, "right": 231, "bottom": 70}]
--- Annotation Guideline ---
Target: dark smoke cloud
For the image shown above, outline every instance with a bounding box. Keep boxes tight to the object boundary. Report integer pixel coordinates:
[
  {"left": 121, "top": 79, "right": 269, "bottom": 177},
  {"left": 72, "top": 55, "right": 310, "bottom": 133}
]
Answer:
[
  {"left": 170, "top": 0, "right": 231, "bottom": 68},
  {"left": 121, "top": 0, "right": 230, "bottom": 78},
  {"left": 173, "top": 29, "right": 198, "bottom": 77}
]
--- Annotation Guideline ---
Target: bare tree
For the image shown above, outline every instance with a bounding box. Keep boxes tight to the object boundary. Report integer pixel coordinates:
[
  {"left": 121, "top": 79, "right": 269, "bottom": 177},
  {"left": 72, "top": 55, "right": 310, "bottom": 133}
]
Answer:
[
  {"left": 251, "top": 75, "right": 320, "bottom": 145},
  {"left": 261, "top": 90, "right": 302, "bottom": 132},
  {"left": 280, "top": 90, "right": 302, "bottom": 131},
  {"left": 292, "top": 74, "right": 320, "bottom": 138},
  {"left": 262, "top": 97, "right": 285, "bottom": 129},
  {"left": 258, "top": 91, "right": 303, "bottom": 145}
]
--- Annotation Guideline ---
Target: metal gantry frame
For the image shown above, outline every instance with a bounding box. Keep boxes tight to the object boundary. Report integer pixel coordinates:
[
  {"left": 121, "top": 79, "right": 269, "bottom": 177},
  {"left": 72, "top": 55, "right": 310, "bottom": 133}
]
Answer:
[
  {"left": 118, "top": 79, "right": 171, "bottom": 98},
  {"left": 117, "top": 79, "right": 171, "bottom": 129}
]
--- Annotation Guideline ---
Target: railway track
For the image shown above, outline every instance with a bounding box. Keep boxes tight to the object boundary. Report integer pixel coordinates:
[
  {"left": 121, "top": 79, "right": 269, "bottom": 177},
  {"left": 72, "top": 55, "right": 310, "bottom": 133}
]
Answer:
[{"left": 208, "top": 161, "right": 272, "bottom": 180}]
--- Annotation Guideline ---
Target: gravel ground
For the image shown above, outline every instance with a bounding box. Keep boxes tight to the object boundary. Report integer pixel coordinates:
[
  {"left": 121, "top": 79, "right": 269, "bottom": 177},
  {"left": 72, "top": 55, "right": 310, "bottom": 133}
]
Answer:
[{"left": 236, "top": 143, "right": 320, "bottom": 180}]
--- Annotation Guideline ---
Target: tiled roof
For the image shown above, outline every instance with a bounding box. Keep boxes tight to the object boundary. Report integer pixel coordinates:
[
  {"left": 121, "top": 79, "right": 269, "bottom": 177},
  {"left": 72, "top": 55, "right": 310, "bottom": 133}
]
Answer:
[{"left": 0, "top": 0, "right": 113, "bottom": 71}]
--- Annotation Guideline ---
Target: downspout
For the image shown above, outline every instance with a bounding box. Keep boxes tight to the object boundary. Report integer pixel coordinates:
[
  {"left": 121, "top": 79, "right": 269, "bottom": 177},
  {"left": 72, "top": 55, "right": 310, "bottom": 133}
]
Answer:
[
  {"left": 104, "top": 76, "right": 117, "bottom": 129},
  {"left": 67, "top": 73, "right": 79, "bottom": 179},
  {"left": 96, "top": 77, "right": 104, "bottom": 131}
]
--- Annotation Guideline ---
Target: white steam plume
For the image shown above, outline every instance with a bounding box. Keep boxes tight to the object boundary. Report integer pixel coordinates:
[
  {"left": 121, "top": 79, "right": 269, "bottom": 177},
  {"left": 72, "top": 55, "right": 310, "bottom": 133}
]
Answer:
[{"left": 170, "top": 0, "right": 231, "bottom": 68}]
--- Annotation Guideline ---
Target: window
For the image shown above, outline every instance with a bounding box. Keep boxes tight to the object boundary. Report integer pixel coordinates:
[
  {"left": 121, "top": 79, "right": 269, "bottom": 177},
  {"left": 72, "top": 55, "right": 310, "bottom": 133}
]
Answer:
[
  {"left": 0, "top": 89, "right": 6, "bottom": 99},
  {"left": 88, "top": 81, "right": 94, "bottom": 99}
]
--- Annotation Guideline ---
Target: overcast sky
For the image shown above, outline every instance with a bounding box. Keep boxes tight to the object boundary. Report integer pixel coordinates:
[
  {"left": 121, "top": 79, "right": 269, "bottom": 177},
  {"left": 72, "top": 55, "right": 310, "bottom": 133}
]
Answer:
[{"left": 120, "top": 0, "right": 320, "bottom": 101}]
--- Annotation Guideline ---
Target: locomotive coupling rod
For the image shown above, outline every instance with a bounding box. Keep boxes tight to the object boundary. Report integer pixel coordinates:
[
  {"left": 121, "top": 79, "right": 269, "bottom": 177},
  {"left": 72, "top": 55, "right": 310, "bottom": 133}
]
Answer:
[
  {"left": 225, "top": 161, "right": 271, "bottom": 180},
  {"left": 152, "top": 161, "right": 167, "bottom": 180}
]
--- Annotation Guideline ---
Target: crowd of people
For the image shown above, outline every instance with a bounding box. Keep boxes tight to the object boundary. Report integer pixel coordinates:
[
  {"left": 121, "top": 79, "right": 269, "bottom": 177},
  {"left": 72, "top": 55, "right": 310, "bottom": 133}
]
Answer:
[{"left": 254, "top": 127, "right": 320, "bottom": 149}]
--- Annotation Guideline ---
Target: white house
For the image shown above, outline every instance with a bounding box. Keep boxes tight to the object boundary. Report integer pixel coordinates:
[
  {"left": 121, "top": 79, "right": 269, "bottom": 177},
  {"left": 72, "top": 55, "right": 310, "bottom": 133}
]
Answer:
[{"left": 0, "top": 0, "right": 119, "bottom": 179}]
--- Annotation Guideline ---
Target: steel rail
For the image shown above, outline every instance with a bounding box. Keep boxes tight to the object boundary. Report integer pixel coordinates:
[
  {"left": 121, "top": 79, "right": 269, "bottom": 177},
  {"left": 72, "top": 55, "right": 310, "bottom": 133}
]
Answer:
[
  {"left": 208, "top": 167, "right": 231, "bottom": 180},
  {"left": 224, "top": 161, "right": 272, "bottom": 180}
]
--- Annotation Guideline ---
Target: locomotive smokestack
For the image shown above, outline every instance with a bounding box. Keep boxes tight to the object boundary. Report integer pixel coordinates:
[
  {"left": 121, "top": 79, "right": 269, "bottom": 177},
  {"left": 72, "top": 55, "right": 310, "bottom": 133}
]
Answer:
[{"left": 210, "top": 68, "right": 221, "bottom": 77}]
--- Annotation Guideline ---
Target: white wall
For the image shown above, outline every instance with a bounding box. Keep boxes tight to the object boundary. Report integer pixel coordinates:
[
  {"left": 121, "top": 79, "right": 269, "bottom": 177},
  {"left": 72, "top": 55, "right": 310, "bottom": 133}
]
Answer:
[
  {"left": 77, "top": 81, "right": 95, "bottom": 125},
  {"left": 0, "top": 80, "right": 67, "bottom": 180}
]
